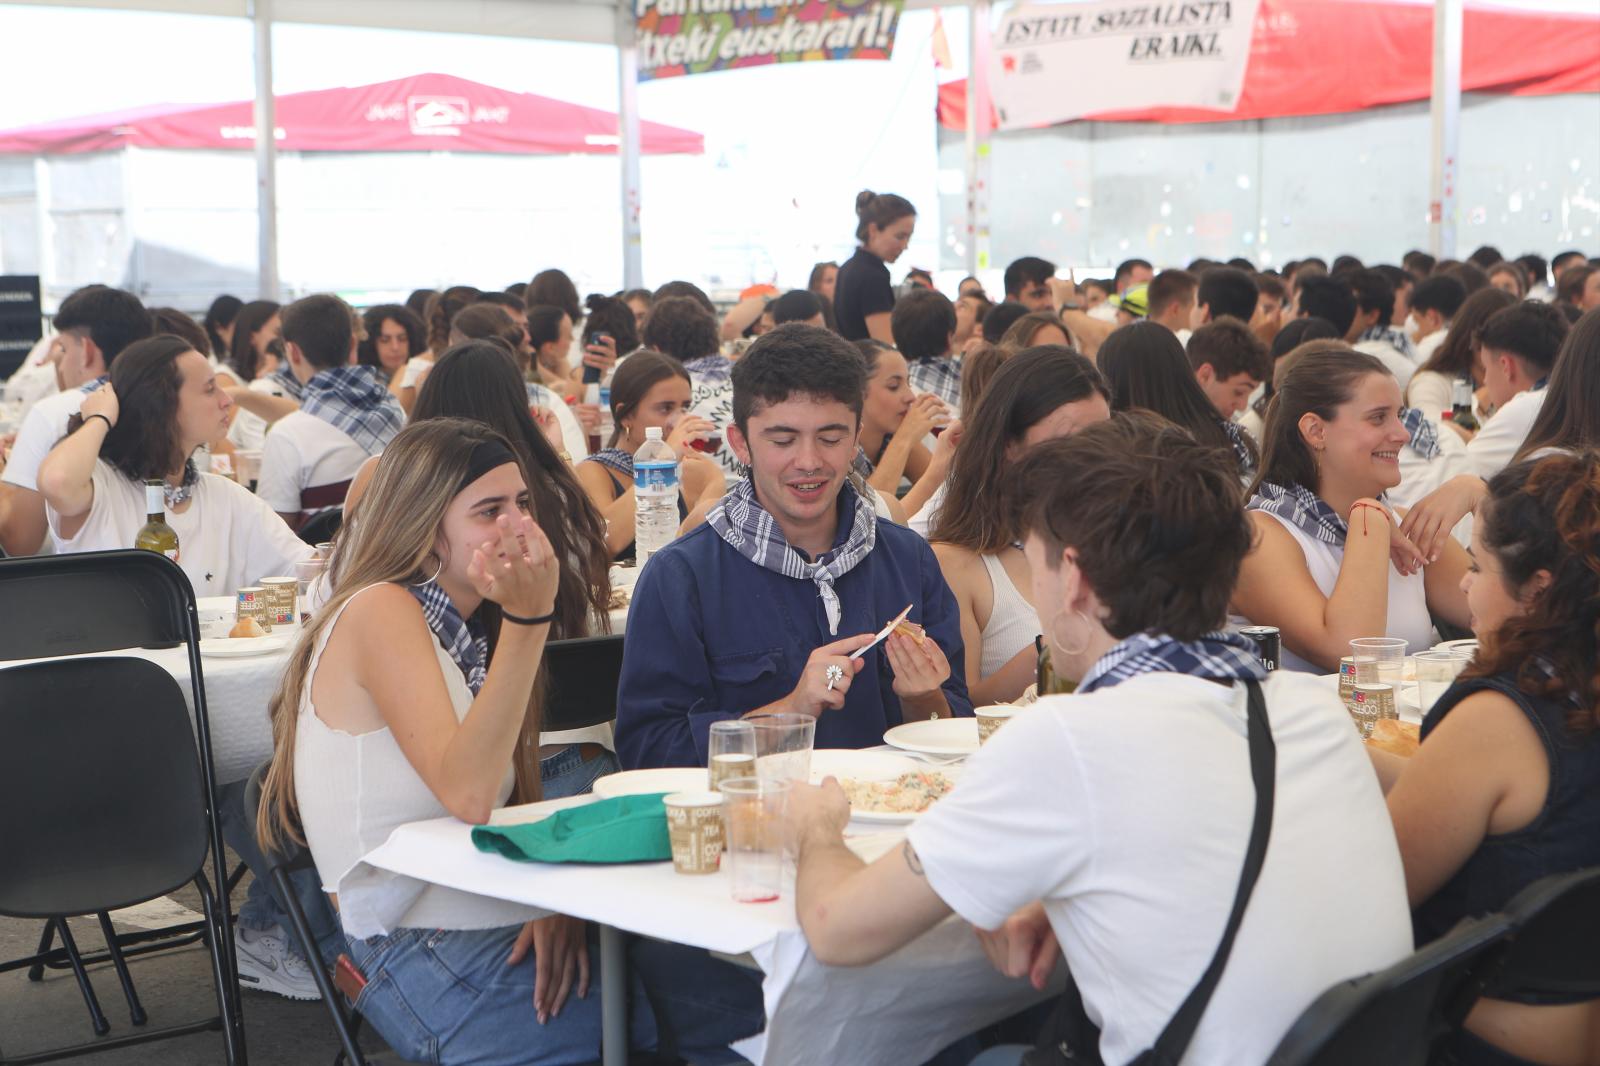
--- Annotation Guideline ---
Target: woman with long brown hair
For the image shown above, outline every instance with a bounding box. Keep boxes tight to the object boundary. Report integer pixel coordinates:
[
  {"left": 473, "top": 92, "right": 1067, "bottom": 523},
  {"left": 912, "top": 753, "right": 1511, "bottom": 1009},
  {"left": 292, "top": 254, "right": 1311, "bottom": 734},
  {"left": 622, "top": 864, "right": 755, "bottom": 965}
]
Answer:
[
  {"left": 1378, "top": 450, "right": 1600, "bottom": 1066},
  {"left": 930, "top": 346, "right": 1111, "bottom": 704}
]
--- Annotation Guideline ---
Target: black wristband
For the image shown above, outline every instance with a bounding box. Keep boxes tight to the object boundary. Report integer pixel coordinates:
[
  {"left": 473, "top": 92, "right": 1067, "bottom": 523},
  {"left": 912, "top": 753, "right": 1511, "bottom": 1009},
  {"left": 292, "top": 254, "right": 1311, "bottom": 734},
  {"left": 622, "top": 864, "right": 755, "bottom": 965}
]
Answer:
[
  {"left": 84, "top": 413, "right": 113, "bottom": 431},
  {"left": 501, "top": 608, "right": 556, "bottom": 627}
]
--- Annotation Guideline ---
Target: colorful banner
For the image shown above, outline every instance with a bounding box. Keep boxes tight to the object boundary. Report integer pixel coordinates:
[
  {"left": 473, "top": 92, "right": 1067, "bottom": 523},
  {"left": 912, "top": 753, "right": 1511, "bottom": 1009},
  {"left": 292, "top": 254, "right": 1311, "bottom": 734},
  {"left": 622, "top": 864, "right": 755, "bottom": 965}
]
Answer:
[
  {"left": 635, "top": 0, "right": 903, "bottom": 82},
  {"left": 991, "top": 0, "right": 1261, "bottom": 129}
]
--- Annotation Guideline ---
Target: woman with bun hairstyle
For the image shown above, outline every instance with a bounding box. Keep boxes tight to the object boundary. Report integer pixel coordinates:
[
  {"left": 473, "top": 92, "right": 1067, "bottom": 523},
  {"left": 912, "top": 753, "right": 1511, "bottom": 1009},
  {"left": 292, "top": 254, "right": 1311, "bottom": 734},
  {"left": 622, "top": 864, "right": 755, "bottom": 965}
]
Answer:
[{"left": 834, "top": 190, "right": 916, "bottom": 344}]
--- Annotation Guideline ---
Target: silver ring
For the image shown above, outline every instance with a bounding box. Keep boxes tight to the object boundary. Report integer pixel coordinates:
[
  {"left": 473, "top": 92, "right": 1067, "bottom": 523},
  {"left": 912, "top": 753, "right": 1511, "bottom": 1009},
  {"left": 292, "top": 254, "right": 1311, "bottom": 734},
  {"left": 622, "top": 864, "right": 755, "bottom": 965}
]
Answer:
[{"left": 825, "top": 664, "right": 844, "bottom": 691}]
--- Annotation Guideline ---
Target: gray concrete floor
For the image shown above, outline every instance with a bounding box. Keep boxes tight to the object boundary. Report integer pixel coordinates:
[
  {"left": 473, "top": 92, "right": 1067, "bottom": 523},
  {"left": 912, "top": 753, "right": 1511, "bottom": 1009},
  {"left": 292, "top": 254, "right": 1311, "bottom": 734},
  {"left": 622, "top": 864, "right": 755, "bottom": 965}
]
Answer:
[{"left": 0, "top": 855, "right": 402, "bottom": 1065}]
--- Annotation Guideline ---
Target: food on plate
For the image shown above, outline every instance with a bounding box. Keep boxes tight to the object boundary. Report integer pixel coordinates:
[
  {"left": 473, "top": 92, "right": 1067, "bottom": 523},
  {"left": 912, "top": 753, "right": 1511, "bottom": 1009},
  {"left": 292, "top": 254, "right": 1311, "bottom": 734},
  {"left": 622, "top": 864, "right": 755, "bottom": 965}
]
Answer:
[
  {"left": 1367, "top": 718, "right": 1419, "bottom": 758},
  {"left": 229, "top": 616, "right": 267, "bottom": 639},
  {"left": 892, "top": 619, "right": 926, "bottom": 646},
  {"left": 609, "top": 588, "right": 631, "bottom": 610},
  {"left": 840, "top": 771, "right": 955, "bottom": 814}
]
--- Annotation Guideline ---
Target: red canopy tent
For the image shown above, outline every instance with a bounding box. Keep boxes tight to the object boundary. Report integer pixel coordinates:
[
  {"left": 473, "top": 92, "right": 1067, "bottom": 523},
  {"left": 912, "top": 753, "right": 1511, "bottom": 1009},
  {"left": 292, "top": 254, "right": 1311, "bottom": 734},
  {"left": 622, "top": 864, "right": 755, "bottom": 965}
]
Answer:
[
  {"left": 0, "top": 72, "right": 704, "bottom": 156},
  {"left": 938, "top": 0, "right": 1600, "bottom": 130}
]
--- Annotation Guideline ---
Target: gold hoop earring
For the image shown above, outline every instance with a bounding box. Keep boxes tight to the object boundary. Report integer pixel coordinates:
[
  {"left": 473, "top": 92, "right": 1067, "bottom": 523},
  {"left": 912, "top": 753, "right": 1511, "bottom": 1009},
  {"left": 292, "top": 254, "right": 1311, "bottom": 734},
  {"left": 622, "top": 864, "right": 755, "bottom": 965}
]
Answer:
[{"left": 1051, "top": 608, "right": 1093, "bottom": 657}]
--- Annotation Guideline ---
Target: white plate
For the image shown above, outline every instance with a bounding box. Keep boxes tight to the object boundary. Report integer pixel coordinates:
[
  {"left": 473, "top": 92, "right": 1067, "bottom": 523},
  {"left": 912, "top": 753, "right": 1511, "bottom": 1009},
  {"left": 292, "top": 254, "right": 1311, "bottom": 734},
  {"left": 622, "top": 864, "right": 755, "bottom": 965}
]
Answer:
[
  {"left": 199, "top": 635, "right": 290, "bottom": 658},
  {"left": 591, "top": 767, "right": 707, "bottom": 800},
  {"left": 1432, "top": 638, "right": 1479, "bottom": 655},
  {"left": 883, "top": 718, "right": 980, "bottom": 757},
  {"left": 809, "top": 749, "right": 919, "bottom": 784},
  {"left": 844, "top": 767, "right": 962, "bottom": 825}
]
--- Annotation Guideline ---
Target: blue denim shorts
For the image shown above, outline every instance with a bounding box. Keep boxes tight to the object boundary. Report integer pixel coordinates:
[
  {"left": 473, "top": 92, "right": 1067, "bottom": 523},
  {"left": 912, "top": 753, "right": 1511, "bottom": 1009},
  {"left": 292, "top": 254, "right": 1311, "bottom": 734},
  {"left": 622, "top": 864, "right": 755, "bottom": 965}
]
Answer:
[{"left": 539, "top": 746, "right": 619, "bottom": 801}]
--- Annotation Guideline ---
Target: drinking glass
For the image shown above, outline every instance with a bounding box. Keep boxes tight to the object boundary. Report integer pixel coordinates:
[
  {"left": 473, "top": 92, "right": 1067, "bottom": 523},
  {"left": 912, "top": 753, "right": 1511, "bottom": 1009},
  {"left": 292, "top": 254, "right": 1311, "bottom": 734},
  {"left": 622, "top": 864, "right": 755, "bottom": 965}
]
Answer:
[
  {"left": 708, "top": 721, "right": 756, "bottom": 791},
  {"left": 746, "top": 712, "right": 816, "bottom": 785},
  {"left": 1350, "top": 637, "right": 1408, "bottom": 688},
  {"left": 720, "top": 777, "right": 790, "bottom": 903},
  {"left": 1414, "top": 650, "right": 1470, "bottom": 716}
]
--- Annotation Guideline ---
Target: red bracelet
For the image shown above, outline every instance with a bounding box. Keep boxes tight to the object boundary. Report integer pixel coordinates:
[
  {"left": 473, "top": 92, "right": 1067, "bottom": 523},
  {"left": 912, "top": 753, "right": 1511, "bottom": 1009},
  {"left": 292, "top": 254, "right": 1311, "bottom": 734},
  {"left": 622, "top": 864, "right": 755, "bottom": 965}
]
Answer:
[{"left": 1349, "top": 501, "right": 1391, "bottom": 535}]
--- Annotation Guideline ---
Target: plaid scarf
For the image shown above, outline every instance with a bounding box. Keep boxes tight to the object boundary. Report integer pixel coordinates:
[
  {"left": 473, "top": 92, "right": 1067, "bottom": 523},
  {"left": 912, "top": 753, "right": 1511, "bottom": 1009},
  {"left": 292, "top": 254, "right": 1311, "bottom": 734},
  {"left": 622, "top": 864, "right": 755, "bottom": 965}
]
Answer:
[
  {"left": 908, "top": 356, "right": 962, "bottom": 410},
  {"left": 705, "top": 477, "right": 877, "bottom": 635},
  {"left": 586, "top": 447, "right": 634, "bottom": 480},
  {"left": 1400, "top": 407, "right": 1442, "bottom": 460},
  {"left": 1247, "top": 480, "right": 1358, "bottom": 546},
  {"left": 1080, "top": 629, "right": 1267, "bottom": 693},
  {"left": 684, "top": 354, "right": 733, "bottom": 384},
  {"left": 1220, "top": 417, "right": 1256, "bottom": 473},
  {"left": 301, "top": 365, "right": 405, "bottom": 457},
  {"left": 77, "top": 374, "right": 109, "bottom": 394},
  {"left": 1359, "top": 324, "right": 1418, "bottom": 362},
  {"left": 407, "top": 578, "right": 488, "bottom": 695},
  {"left": 268, "top": 366, "right": 305, "bottom": 401}
]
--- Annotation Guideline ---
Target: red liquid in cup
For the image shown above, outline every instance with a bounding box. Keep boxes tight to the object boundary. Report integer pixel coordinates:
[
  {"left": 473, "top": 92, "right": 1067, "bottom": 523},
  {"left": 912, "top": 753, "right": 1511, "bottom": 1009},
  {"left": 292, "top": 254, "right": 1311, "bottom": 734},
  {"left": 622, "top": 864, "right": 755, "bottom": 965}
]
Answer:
[
  {"left": 930, "top": 426, "right": 946, "bottom": 438},
  {"left": 690, "top": 435, "right": 723, "bottom": 455}
]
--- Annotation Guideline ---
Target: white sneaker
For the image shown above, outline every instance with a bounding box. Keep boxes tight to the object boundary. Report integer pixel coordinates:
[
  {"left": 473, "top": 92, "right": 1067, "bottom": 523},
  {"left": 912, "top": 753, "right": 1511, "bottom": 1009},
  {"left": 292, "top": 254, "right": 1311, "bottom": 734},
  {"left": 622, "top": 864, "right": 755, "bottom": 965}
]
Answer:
[{"left": 234, "top": 924, "right": 323, "bottom": 1001}]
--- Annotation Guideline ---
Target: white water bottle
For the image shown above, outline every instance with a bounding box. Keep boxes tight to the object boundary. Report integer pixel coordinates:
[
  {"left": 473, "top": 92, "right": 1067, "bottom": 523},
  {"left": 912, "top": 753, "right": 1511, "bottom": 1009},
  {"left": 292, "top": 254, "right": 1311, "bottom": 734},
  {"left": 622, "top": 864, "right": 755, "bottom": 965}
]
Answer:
[
  {"left": 634, "top": 426, "right": 679, "bottom": 565},
  {"left": 598, "top": 384, "right": 614, "bottom": 448}
]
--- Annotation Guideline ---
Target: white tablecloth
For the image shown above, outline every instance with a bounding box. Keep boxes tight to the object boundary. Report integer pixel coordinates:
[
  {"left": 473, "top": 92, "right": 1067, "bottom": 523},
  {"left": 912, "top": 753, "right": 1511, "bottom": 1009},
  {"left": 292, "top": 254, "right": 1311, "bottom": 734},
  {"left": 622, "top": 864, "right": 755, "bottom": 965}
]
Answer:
[{"left": 359, "top": 800, "right": 1059, "bottom": 1066}]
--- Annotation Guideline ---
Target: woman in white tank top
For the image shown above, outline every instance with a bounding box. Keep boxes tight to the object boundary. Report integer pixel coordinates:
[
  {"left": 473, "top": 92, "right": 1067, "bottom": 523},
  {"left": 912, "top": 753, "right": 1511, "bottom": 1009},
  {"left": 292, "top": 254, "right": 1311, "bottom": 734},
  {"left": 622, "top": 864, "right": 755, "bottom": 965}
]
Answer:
[
  {"left": 1233, "top": 347, "right": 1472, "bottom": 673},
  {"left": 255, "top": 419, "right": 761, "bottom": 1064},
  {"left": 930, "top": 348, "right": 1111, "bottom": 704}
]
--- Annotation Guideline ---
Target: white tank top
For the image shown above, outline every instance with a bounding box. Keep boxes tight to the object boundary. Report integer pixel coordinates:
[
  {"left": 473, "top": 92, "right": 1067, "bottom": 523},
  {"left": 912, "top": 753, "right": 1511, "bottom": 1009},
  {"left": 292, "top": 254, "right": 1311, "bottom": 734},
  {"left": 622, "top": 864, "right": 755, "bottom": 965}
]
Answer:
[
  {"left": 1256, "top": 511, "right": 1436, "bottom": 673},
  {"left": 295, "top": 584, "right": 542, "bottom": 939},
  {"left": 978, "top": 553, "right": 1040, "bottom": 681}
]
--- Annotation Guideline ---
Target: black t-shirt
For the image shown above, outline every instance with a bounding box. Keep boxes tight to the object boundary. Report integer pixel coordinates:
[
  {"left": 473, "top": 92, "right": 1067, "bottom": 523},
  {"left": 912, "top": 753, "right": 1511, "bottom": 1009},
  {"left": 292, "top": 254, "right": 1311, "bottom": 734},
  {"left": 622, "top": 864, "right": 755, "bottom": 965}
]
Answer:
[{"left": 834, "top": 247, "right": 895, "bottom": 341}]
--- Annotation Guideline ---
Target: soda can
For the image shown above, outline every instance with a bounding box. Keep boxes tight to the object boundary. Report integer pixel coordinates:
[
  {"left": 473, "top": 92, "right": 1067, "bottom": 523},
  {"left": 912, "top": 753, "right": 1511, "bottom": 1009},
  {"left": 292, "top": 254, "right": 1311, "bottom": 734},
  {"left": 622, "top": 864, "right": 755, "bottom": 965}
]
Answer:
[
  {"left": 1350, "top": 683, "right": 1397, "bottom": 738},
  {"left": 1239, "top": 626, "right": 1280, "bottom": 672},
  {"left": 237, "top": 586, "right": 270, "bottom": 632},
  {"left": 260, "top": 576, "right": 298, "bottom": 629}
]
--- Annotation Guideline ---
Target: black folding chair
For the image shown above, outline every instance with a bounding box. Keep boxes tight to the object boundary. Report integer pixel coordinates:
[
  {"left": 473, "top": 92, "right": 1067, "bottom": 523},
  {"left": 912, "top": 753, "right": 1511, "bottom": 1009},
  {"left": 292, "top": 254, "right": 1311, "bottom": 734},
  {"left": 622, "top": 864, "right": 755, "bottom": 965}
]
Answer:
[
  {"left": 242, "top": 765, "right": 367, "bottom": 1066},
  {"left": 297, "top": 506, "right": 343, "bottom": 548},
  {"left": 1484, "top": 864, "right": 1600, "bottom": 1000},
  {"left": 1264, "top": 912, "right": 1513, "bottom": 1065},
  {"left": 543, "top": 634, "right": 626, "bottom": 732},
  {"left": 0, "top": 550, "right": 246, "bottom": 1064}
]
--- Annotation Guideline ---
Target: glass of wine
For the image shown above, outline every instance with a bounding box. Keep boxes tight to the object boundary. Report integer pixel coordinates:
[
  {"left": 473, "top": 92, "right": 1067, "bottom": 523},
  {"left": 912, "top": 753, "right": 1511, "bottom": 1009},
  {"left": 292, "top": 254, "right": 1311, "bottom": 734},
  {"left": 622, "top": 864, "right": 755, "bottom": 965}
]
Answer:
[
  {"left": 689, "top": 433, "right": 723, "bottom": 455},
  {"left": 708, "top": 720, "right": 756, "bottom": 790}
]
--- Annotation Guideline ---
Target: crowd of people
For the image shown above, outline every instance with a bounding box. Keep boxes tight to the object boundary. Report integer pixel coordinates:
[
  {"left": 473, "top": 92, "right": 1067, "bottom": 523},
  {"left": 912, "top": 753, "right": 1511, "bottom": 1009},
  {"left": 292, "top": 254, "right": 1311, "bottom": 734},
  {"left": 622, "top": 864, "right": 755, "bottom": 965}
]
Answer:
[{"left": 1, "top": 185, "right": 1598, "bottom": 1066}]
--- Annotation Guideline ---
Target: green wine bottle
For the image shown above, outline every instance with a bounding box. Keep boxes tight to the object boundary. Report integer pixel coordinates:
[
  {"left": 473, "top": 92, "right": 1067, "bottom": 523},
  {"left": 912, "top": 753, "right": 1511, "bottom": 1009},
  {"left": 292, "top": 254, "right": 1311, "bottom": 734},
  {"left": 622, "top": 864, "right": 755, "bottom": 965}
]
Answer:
[
  {"left": 134, "top": 479, "right": 180, "bottom": 561},
  {"left": 1036, "top": 640, "right": 1077, "bottom": 696}
]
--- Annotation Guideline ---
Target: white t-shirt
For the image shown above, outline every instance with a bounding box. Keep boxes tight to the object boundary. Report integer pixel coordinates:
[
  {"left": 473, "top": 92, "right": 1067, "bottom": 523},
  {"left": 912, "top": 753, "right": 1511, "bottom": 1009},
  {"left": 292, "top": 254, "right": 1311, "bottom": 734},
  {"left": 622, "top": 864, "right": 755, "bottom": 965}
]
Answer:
[
  {"left": 256, "top": 411, "right": 373, "bottom": 517},
  {"left": 1354, "top": 339, "right": 1415, "bottom": 392},
  {"left": 226, "top": 375, "right": 290, "bottom": 452},
  {"left": 3, "top": 386, "right": 86, "bottom": 493},
  {"left": 909, "top": 480, "right": 947, "bottom": 539},
  {"left": 527, "top": 382, "right": 590, "bottom": 463},
  {"left": 47, "top": 460, "right": 315, "bottom": 597},
  {"left": 1405, "top": 368, "right": 1454, "bottom": 423},
  {"left": 1467, "top": 387, "right": 1545, "bottom": 480},
  {"left": 908, "top": 670, "right": 1412, "bottom": 1066},
  {"left": 1413, "top": 329, "right": 1447, "bottom": 368}
]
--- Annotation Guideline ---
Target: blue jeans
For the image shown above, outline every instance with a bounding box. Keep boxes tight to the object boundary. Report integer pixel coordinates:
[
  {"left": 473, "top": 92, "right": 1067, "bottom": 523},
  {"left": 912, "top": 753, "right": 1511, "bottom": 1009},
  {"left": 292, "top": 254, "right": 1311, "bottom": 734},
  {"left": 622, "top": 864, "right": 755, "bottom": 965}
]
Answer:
[
  {"left": 345, "top": 926, "right": 764, "bottom": 1066},
  {"left": 215, "top": 777, "right": 344, "bottom": 967},
  {"left": 540, "top": 746, "right": 619, "bottom": 801}
]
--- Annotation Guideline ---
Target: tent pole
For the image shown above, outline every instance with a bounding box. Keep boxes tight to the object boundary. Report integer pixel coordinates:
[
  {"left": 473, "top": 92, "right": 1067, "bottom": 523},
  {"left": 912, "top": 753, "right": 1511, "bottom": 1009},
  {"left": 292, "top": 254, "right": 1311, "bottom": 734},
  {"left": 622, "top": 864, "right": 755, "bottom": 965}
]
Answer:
[
  {"left": 251, "top": 0, "right": 280, "bottom": 300},
  {"left": 964, "top": 0, "right": 992, "bottom": 278},
  {"left": 1427, "top": 0, "right": 1461, "bottom": 260},
  {"left": 617, "top": 2, "right": 643, "bottom": 291}
]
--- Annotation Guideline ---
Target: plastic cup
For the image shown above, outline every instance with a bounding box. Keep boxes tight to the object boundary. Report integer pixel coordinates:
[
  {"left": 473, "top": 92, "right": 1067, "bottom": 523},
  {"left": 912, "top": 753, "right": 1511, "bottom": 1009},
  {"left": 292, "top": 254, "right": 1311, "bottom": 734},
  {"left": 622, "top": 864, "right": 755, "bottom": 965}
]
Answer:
[
  {"left": 663, "top": 792, "right": 724, "bottom": 875},
  {"left": 976, "top": 705, "right": 1018, "bottom": 744},
  {"left": 1415, "top": 650, "right": 1471, "bottom": 715},
  {"left": 746, "top": 712, "right": 815, "bottom": 785},
  {"left": 720, "top": 777, "right": 790, "bottom": 903},
  {"left": 708, "top": 720, "right": 757, "bottom": 791},
  {"left": 1350, "top": 637, "right": 1408, "bottom": 688}
]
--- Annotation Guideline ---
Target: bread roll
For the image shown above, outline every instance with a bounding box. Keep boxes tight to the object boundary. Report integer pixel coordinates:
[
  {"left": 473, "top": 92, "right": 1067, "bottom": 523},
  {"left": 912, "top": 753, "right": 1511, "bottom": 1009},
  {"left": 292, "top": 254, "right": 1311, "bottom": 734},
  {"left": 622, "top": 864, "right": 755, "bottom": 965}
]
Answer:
[
  {"left": 1367, "top": 719, "right": 1419, "bottom": 758},
  {"left": 893, "top": 620, "right": 926, "bottom": 646},
  {"left": 229, "top": 616, "right": 266, "bottom": 639}
]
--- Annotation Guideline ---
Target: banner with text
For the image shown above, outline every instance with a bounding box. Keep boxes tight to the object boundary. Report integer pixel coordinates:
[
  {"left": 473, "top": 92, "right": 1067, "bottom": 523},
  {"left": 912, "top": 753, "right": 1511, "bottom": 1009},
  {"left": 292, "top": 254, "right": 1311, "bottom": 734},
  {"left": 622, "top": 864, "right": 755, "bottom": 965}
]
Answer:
[
  {"left": 636, "top": 0, "right": 903, "bottom": 81},
  {"left": 991, "top": 0, "right": 1260, "bottom": 129}
]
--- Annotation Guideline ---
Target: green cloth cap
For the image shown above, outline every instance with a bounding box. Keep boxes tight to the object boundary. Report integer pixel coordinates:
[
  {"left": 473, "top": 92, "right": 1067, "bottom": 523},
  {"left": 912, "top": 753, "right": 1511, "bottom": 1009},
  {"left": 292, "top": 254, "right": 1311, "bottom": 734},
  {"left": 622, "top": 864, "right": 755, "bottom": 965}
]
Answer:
[{"left": 470, "top": 794, "right": 672, "bottom": 864}]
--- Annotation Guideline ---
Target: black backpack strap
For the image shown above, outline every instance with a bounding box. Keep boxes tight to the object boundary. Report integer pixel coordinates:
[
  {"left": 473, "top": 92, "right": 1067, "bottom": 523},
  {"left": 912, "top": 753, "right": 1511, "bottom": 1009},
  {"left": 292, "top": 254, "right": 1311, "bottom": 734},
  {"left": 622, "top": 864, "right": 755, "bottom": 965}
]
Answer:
[{"left": 1147, "top": 678, "right": 1277, "bottom": 1064}]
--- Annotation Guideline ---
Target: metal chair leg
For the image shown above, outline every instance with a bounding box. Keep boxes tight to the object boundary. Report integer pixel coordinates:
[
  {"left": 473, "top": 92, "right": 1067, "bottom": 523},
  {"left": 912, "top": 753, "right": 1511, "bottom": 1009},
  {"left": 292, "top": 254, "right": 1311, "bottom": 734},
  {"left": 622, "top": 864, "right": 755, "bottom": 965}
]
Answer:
[
  {"left": 271, "top": 866, "right": 365, "bottom": 1066},
  {"left": 194, "top": 873, "right": 249, "bottom": 1066},
  {"left": 26, "top": 919, "right": 56, "bottom": 982},
  {"left": 55, "top": 918, "right": 111, "bottom": 1038},
  {"left": 96, "top": 910, "right": 149, "bottom": 1026}
]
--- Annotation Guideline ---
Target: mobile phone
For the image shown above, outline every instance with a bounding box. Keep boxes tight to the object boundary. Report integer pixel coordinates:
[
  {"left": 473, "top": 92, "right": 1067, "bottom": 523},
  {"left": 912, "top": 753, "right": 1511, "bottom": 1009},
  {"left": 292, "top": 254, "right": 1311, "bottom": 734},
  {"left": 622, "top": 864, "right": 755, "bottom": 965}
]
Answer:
[
  {"left": 333, "top": 954, "right": 367, "bottom": 1002},
  {"left": 582, "top": 331, "right": 612, "bottom": 384}
]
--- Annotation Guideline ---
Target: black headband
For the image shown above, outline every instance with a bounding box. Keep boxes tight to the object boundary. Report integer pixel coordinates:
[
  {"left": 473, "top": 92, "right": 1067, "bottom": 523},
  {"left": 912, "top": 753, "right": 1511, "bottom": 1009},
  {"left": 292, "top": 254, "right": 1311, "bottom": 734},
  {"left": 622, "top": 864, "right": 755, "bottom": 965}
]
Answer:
[{"left": 459, "top": 439, "right": 518, "bottom": 494}]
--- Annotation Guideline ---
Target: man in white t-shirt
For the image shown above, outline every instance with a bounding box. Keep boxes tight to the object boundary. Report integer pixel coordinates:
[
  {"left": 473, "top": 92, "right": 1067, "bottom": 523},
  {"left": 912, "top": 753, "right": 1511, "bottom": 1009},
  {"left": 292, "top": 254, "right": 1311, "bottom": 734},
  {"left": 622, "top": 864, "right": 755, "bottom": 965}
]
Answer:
[
  {"left": 0, "top": 285, "right": 151, "bottom": 555},
  {"left": 783, "top": 420, "right": 1411, "bottom": 1066},
  {"left": 258, "top": 295, "right": 404, "bottom": 527},
  {"left": 1408, "top": 275, "right": 1467, "bottom": 369},
  {"left": 1466, "top": 300, "right": 1567, "bottom": 480}
]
